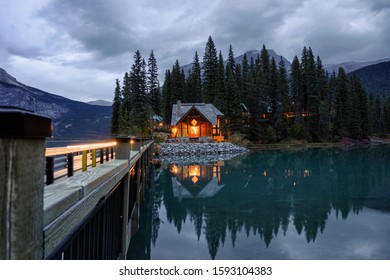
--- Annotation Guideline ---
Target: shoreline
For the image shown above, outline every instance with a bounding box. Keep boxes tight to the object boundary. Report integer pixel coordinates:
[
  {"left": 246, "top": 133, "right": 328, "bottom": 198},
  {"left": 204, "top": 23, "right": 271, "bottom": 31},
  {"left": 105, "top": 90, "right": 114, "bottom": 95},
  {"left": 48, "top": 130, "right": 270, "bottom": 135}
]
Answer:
[{"left": 246, "top": 142, "right": 343, "bottom": 151}]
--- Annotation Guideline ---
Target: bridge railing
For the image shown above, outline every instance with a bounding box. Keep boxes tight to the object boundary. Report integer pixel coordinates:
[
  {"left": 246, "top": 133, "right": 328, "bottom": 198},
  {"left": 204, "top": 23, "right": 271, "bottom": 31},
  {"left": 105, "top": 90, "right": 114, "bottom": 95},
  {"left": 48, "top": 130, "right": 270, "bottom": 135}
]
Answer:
[
  {"left": 45, "top": 142, "right": 117, "bottom": 185},
  {"left": 0, "top": 108, "right": 154, "bottom": 260}
]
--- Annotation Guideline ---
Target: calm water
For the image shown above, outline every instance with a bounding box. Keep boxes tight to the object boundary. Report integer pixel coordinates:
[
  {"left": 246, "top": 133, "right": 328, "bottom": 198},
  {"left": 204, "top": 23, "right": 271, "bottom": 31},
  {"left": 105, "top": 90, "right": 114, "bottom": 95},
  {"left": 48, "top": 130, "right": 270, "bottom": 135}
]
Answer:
[{"left": 128, "top": 147, "right": 390, "bottom": 260}]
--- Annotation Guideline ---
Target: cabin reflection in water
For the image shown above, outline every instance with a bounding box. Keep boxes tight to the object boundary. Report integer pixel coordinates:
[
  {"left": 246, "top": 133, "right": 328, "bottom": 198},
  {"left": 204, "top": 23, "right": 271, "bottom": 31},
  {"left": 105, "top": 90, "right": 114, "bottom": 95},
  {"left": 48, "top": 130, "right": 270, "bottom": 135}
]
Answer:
[{"left": 169, "top": 162, "right": 224, "bottom": 201}]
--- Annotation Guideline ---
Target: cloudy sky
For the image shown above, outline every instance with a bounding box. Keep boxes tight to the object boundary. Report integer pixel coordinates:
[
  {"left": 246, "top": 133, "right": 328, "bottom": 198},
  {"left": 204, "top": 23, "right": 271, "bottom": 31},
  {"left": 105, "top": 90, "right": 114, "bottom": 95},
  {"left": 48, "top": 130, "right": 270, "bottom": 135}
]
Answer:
[{"left": 1, "top": 0, "right": 390, "bottom": 102}]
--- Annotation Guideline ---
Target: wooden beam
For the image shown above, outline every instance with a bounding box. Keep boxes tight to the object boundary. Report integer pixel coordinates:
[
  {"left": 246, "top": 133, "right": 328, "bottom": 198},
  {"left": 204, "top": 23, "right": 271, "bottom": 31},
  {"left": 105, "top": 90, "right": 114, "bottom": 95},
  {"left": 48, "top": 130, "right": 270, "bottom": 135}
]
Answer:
[{"left": 0, "top": 108, "right": 52, "bottom": 260}]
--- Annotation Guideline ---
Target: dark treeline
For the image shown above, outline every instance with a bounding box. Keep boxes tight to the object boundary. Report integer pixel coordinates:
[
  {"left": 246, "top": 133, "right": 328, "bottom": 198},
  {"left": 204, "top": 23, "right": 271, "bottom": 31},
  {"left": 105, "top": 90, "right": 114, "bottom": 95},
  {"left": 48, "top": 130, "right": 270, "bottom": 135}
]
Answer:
[
  {"left": 112, "top": 36, "right": 390, "bottom": 141},
  {"left": 161, "top": 36, "right": 383, "bottom": 143},
  {"left": 111, "top": 50, "right": 161, "bottom": 135}
]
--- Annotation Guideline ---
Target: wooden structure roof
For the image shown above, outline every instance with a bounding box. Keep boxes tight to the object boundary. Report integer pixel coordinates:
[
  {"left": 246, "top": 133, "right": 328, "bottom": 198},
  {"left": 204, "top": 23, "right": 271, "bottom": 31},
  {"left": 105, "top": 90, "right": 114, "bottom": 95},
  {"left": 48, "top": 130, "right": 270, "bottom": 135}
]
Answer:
[{"left": 171, "top": 102, "right": 224, "bottom": 126}]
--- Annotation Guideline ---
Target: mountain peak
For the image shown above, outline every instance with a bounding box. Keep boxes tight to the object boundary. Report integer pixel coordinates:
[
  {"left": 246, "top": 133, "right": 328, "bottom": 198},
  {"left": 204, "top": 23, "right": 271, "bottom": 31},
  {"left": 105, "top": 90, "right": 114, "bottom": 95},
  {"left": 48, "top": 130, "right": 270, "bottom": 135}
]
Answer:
[
  {"left": 87, "top": 100, "right": 112, "bottom": 106},
  {"left": 0, "top": 68, "right": 112, "bottom": 138},
  {"left": 0, "top": 68, "right": 21, "bottom": 86}
]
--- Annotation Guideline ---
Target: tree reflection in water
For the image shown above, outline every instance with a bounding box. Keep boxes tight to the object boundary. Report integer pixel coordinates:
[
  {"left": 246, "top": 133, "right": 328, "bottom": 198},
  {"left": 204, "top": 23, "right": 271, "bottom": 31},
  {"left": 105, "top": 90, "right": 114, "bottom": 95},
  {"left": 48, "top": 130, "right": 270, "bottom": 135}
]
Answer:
[{"left": 136, "top": 147, "right": 390, "bottom": 260}]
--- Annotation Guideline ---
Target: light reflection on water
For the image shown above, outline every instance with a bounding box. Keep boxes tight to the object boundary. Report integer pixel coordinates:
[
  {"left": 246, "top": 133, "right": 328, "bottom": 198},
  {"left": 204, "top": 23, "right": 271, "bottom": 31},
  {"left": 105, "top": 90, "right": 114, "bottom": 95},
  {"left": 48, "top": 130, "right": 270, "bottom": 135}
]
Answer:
[{"left": 128, "top": 147, "right": 390, "bottom": 260}]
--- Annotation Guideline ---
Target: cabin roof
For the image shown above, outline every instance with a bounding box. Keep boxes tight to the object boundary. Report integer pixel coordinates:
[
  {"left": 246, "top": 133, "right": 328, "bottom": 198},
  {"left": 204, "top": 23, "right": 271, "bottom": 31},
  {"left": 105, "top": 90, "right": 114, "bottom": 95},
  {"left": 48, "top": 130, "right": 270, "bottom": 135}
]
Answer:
[{"left": 171, "top": 103, "right": 224, "bottom": 126}]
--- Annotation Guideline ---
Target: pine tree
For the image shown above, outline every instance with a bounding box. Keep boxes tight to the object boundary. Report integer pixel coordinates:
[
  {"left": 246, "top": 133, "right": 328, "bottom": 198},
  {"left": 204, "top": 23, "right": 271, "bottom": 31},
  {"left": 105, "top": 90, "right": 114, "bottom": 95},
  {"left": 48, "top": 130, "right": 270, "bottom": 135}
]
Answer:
[
  {"left": 355, "top": 76, "right": 370, "bottom": 138},
  {"left": 202, "top": 36, "right": 218, "bottom": 103},
  {"left": 147, "top": 50, "right": 161, "bottom": 117},
  {"left": 214, "top": 51, "right": 226, "bottom": 112},
  {"left": 316, "top": 56, "right": 331, "bottom": 140},
  {"left": 240, "top": 53, "right": 249, "bottom": 106},
  {"left": 121, "top": 71, "right": 131, "bottom": 133},
  {"left": 226, "top": 44, "right": 236, "bottom": 77},
  {"left": 335, "top": 67, "right": 348, "bottom": 137},
  {"left": 346, "top": 76, "right": 362, "bottom": 139},
  {"left": 328, "top": 71, "right": 338, "bottom": 138},
  {"left": 258, "top": 45, "right": 272, "bottom": 143},
  {"left": 186, "top": 51, "right": 202, "bottom": 103},
  {"left": 247, "top": 56, "right": 262, "bottom": 142},
  {"left": 367, "top": 93, "right": 376, "bottom": 136},
  {"left": 276, "top": 58, "right": 289, "bottom": 140},
  {"left": 111, "top": 78, "right": 122, "bottom": 135},
  {"left": 383, "top": 97, "right": 390, "bottom": 135},
  {"left": 290, "top": 56, "right": 301, "bottom": 114},
  {"left": 171, "top": 60, "right": 185, "bottom": 103},
  {"left": 162, "top": 69, "right": 172, "bottom": 124},
  {"left": 299, "top": 47, "right": 309, "bottom": 112},
  {"left": 130, "top": 50, "right": 150, "bottom": 134},
  {"left": 269, "top": 57, "right": 278, "bottom": 129},
  {"left": 373, "top": 95, "right": 383, "bottom": 136},
  {"left": 225, "top": 67, "right": 241, "bottom": 136},
  {"left": 304, "top": 47, "right": 319, "bottom": 140}
]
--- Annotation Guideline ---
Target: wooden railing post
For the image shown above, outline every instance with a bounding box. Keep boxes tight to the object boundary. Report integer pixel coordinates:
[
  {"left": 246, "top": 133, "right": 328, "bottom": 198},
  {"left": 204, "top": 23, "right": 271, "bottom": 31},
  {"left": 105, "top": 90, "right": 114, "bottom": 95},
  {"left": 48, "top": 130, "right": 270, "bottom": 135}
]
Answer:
[
  {"left": 0, "top": 108, "right": 52, "bottom": 259},
  {"left": 115, "top": 137, "right": 131, "bottom": 259},
  {"left": 67, "top": 153, "right": 74, "bottom": 177},
  {"left": 46, "top": 156, "right": 55, "bottom": 185}
]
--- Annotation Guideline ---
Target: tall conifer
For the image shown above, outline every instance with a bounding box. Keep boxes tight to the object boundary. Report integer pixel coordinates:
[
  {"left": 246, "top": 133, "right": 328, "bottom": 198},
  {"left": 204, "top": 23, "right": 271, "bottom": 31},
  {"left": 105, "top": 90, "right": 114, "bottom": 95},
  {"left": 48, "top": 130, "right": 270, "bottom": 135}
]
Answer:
[
  {"left": 147, "top": 50, "right": 161, "bottom": 116},
  {"left": 130, "top": 50, "right": 149, "bottom": 133},
  {"left": 202, "top": 36, "right": 218, "bottom": 103},
  {"left": 111, "top": 78, "right": 122, "bottom": 135},
  {"left": 162, "top": 70, "right": 172, "bottom": 124}
]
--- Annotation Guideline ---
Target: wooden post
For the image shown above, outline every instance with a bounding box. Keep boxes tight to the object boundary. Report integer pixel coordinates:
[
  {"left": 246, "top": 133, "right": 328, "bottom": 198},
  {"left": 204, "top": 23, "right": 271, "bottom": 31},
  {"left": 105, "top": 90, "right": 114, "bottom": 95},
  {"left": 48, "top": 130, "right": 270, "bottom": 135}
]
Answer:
[
  {"left": 45, "top": 156, "right": 54, "bottom": 185},
  {"left": 82, "top": 150, "right": 87, "bottom": 171},
  {"left": 99, "top": 148, "right": 104, "bottom": 164},
  {"left": 115, "top": 137, "right": 131, "bottom": 259},
  {"left": 67, "top": 153, "right": 74, "bottom": 177},
  {"left": 0, "top": 108, "right": 52, "bottom": 259},
  {"left": 91, "top": 149, "right": 97, "bottom": 167}
]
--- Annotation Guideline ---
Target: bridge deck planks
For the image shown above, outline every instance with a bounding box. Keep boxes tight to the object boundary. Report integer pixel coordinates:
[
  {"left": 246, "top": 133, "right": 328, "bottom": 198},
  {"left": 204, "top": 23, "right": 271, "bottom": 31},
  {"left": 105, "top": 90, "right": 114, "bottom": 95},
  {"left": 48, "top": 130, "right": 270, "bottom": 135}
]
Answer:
[{"left": 42, "top": 141, "right": 153, "bottom": 259}]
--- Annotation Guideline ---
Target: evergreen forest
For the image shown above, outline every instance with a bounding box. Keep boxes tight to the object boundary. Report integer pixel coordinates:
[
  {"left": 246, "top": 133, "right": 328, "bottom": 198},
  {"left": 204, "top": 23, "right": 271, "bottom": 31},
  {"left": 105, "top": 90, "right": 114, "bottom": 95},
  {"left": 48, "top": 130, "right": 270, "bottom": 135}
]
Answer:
[{"left": 112, "top": 36, "right": 390, "bottom": 143}]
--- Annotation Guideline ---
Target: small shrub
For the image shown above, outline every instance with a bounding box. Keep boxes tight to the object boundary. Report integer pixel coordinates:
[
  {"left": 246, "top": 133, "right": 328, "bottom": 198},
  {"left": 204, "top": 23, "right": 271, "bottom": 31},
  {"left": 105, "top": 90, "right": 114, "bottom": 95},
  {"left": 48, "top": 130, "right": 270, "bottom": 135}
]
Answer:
[
  {"left": 229, "top": 133, "right": 251, "bottom": 147},
  {"left": 263, "top": 126, "right": 277, "bottom": 144}
]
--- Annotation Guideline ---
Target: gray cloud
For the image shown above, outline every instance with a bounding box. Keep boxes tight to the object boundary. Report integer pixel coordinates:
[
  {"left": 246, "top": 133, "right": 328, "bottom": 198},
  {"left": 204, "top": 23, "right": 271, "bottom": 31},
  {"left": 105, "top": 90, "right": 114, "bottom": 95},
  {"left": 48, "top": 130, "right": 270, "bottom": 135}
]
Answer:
[{"left": 1, "top": 0, "right": 389, "bottom": 102}]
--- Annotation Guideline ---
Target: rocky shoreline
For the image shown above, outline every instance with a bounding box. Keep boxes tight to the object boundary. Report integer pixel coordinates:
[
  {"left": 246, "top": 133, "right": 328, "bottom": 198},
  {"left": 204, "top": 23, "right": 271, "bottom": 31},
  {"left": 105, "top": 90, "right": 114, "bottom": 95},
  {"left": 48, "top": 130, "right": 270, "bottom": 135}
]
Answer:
[
  {"left": 155, "top": 142, "right": 249, "bottom": 164},
  {"left": 157, "top": 142, "right": 249, "bottom": 156}
]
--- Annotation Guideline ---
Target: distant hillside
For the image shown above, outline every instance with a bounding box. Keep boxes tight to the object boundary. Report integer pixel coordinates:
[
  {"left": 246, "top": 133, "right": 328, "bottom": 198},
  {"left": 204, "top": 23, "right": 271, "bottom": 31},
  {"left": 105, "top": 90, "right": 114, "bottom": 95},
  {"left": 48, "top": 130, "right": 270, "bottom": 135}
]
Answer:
[
  {"left": 349, "top": 61, "right": 390, "bottom": 96},
  {"left": 87, "top": 99, "right": 112, "bottom": 106},
  {"left": 324, "top": 57, "right": 390, "bottom": 74},
  {"left": 0, "top": 68, "right": 112, "bottom": 138}
]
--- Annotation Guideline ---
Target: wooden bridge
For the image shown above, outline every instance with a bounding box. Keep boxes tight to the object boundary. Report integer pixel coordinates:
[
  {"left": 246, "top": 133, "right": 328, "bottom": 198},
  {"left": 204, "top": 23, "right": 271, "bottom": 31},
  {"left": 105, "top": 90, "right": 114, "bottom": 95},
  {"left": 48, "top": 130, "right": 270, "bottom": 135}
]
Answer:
[{"left": 0, "top": 108, "right": 154, "bottom": 259}]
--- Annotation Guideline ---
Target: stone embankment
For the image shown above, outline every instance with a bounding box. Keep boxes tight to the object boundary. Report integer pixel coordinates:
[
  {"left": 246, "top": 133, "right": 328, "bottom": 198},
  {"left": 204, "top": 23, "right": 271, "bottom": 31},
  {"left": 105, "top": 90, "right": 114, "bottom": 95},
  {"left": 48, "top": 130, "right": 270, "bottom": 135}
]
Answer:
[
  {"left": 158, "top": 142, "right": 249, "bottom": 156},
  {"left": 155, "top": 142, "right": 249, "bottom": 164}
]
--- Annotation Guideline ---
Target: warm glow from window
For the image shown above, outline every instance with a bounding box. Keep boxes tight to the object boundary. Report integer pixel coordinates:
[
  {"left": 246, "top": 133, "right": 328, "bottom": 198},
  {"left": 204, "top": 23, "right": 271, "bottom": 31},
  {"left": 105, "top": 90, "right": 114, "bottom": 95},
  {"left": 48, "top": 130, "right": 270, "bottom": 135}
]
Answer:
[
  {"left": 190, "top": 126, "right": 199, "bottom": 135},
  {"left": 170, "top": 164, "right": 178, "bottom": 174},
  {"left": 171, "top": 126, "right": 177, "bottom": 136},
  {"left": 263, "top": 170, "right": 267, "bottom": 177},
  {"left": 189, "top": 165, "right": 200, "bottom": 177},
  {"left": 189, "top": 165, "right": 200, "bottom": 184},
  {"left": 191, "top": 119, "right": 198, "bottom": 126}
]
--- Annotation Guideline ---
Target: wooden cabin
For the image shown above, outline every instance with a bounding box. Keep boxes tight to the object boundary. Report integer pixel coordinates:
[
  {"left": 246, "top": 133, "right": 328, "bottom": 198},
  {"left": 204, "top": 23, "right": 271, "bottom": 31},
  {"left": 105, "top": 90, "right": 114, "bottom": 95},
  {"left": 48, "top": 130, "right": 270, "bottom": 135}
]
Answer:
[{"left": 170, "top": 101, "right": 224, "bottom": 142}]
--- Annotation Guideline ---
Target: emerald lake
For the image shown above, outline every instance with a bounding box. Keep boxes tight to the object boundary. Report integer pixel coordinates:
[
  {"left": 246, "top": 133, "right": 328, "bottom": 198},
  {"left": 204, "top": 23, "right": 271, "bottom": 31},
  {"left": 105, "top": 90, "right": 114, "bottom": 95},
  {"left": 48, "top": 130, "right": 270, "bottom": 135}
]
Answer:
[{"left": 128, "top": 147, "right": 390, "bottom": 260}]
